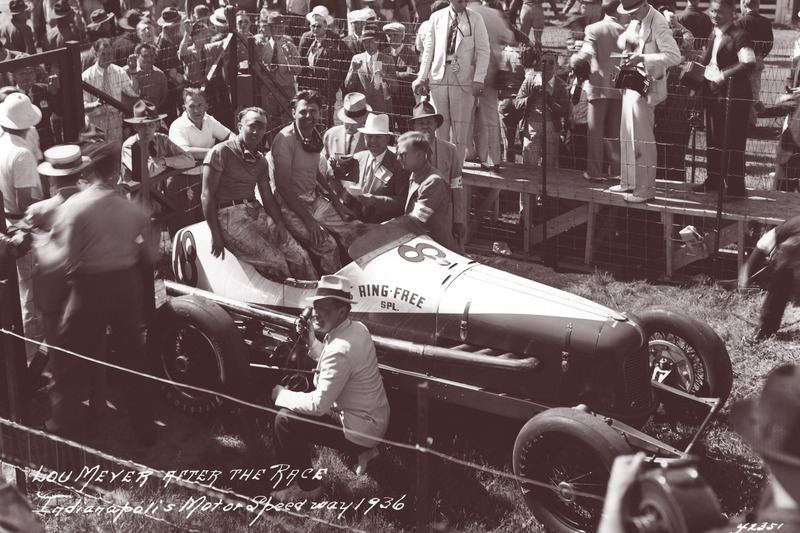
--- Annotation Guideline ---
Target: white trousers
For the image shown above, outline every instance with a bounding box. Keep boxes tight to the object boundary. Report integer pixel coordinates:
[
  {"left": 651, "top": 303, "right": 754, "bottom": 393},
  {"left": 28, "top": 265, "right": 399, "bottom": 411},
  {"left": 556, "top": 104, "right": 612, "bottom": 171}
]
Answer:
[
  {"left": 619, "top": 89, "right": 657, "bottom": 199},
  {"left": 431, "top": 65, "right": 476, "bottom": 165}
]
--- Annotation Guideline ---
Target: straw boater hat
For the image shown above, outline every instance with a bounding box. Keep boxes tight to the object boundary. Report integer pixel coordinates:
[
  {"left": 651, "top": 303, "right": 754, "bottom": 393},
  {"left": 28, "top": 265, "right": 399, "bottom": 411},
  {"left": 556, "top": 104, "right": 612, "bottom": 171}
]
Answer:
[
  {"left": 306, "top": 5, "right": 333, "bottom": 25},
  {"left": 37, "top": 145, "right": 91, "bottom": 177},
  {"left": 210, "top": 7, "right": 228, "bottom": 28},
  {"left": 358, "top": 114, "right": 393, "bottom": 135},
  {"left": 118, "top": 9, "right": 144, "bottom": 31},
  {"left": 0, "top": 93, "right": 41, "bottom": 130},
  {"left": 349, "top": 8, "right": 371, "bottom": 22},
  {"left": 87, "top": 9, "right": 115, "bottom": 30},
  {"left": 124, "top": 100, "right": 167, "bottom": 124},
  {"left": 307, "top": 275, "right": 354, "bottom": 304},
  {"left": 157, "top": 6, "right": 183, "bottom": 26},
  {"left": 408, "top": 100, "right": 444, "bottom": 129},
  {"left": 337, "top": 93, "right": 372, "bottom": 125},
  {"left": 7, "top": 0, "right": 30, "bottom": 15},
  {"left": 730, "top": 363, "right": 800, "bottom": 503},
  {"left": 383, "top": 22, "right": 406, "bottom": 34}
]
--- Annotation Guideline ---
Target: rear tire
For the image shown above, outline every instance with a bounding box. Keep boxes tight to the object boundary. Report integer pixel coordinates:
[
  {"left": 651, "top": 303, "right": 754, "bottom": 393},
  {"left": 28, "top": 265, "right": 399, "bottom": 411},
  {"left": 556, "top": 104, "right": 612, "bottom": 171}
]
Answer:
[
  {"left": 513, "top": 407, "right": 631, "bottom": 533},
  {"left": 147, "top": 295, "right": 250, "bottom": 415}
]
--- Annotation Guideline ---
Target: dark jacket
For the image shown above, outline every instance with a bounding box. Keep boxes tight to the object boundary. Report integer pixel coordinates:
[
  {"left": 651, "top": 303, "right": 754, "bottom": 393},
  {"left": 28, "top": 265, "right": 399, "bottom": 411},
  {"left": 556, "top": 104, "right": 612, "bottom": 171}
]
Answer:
[{"left": 699, "top": 24, "right": 754, "bottom": 100}]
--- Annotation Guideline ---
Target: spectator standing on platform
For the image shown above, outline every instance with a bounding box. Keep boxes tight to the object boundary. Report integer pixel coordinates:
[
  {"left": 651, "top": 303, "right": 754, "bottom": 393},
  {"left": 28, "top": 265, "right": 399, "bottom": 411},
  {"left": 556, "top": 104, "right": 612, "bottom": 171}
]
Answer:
[
  {"left": 137, "top": 18, "right": 158, "bottom": 49},
  {"left": 261, "top": 13, "right": 302, "bottom": 141},
  {"left": 85, "top": 9, "right": 116, "bottom": 43},
  {"left": 0, "top": 93, "right": 44, "bottom": 362},
  {"left": 180, "top": 21, "right": 224, "bottom": 87},
  {"left": 413, "top": 0, "right": 490, "bottom": 167},
  {"left": 83, "top": 38, "right": 140, "bottom": 146},
  {"left": 270, "top": 275, "right": 390, "bottom": 501},
  {"left": 115, "top": 9, "right": 144, "bottom": 64},
  {"left": 735, "top": 0, "right": 773, "bottom": 128},
  {"left": 322, "top": 92, "right": 371, "bottom": 161},
  {"left": 397, "top": 131, "right": 456, "bottom": 249},
  {"left": 468, "top": 0, "right": 514, "bottom": 172},
  {"left": 344, "top": 27, "right": 397, "bottom": 115},
  {"left": 202, "top": 106, "right": 317, "bottom": 280},
  {"left": 692, "top": 0, "right": 754, "bottom": 199},
  {"left": 740, "top": 216, "right": 800, "bottom": 341},
  {"left": 570, "top": 0, "right": 625, "bottom": 181},
  {"left": 330, "top": 114, "right": 410, "bottom": 223},
  {"left": 47, "top": 144, "right": 157, "bottom": 445},
  {"left": 0, "top": 0, "right": 37, "bottom": 55},
  {"left": 343, "top": 8, "right": 370, "bottom": 57},
  {"left": 384, "top": 22, "right": 418, "bottom": 133},
  {"left": 612, "top": 0, "right": 680, "bottom": 203},
  {"left": 124, "top": 43, "right": 169, "bottom": 110},
  {"left": 169, "top": 88, "right": 234, "bottom": 228},
  {"left": 407, "top": 100, "right": 466, "bottom": 249},
  {"left": 270, "top": 91, "right": 361, "bottom": 275},
  {"left": 43, "top": 1, "right": 79, "bottom": 52},
  {"left": 677, "top": 0, "right": 712, "bottom": 52}
]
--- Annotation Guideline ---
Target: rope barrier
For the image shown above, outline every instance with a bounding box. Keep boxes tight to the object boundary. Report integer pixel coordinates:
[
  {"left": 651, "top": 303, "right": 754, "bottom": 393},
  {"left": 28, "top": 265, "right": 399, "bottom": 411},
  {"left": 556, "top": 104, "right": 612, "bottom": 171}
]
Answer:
[{"left": 0, "top": 327, "right": 608, "bottom": 502}]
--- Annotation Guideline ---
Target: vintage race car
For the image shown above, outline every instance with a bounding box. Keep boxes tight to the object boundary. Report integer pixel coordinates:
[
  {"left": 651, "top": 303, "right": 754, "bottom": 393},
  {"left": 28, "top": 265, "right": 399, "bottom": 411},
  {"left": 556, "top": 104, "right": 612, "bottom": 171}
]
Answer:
[{"left": 150, "top": 218, "right": 732, "bottom": 533}]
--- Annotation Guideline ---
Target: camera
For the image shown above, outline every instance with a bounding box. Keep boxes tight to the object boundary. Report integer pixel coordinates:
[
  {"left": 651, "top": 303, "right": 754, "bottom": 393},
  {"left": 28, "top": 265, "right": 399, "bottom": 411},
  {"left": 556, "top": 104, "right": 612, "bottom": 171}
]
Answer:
[
  {"left": 329, "top": 153, "right": 358, "bottom": 183},
  {"left": 620, "top": 458, "right": 726, "bottom": 533},
  {"left": 612, "top": 66, "right": 651, "bottom": 98}
]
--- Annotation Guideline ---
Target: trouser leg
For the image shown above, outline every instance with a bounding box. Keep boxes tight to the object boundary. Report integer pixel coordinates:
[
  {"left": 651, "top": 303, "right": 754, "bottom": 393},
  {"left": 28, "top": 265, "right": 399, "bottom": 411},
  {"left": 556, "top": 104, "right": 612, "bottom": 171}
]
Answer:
[
  {"left": 759, "top": 267, "right": 794, "bottom": 338},
  {"left": 587, "top": 98, "right": 608, "bottom": 177},
  {"left": 477, "top": 87, "right": 502, "bottom": 167}
]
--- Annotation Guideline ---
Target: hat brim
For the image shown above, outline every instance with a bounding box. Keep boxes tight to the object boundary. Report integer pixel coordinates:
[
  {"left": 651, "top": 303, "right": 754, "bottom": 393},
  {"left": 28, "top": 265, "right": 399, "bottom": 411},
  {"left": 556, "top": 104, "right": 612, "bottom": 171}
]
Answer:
[
  {"left": 49, "top": 10, "right": 70, "bottom": 20},
  {"left": 337, "top": 104, "right": 372, "bottom": 124},
  {"left": 87, "top": 13, "right": 115, "bottom": 30},
  {"left": 617, "top": 0, "right": 646, "bottom": 14},
  {"left": 9, "top": 6, "right": 31, "bottom": 15},
  {"left": 124, "top": 113, "right": 168, "bottom": 124},
  {"left": 37, "top": 156, "right": 91, "bottom": 177},
  {"left": 730, "top": 399, "right": 800, "bottom": 468},
  {"left": 210, "top": 16, "right": 228, "bottom": 27},
  {"left": 408, "top": 113, "right": 444, "bottom": 129},
  {"left": 306, "top": 13, "right": 333, "bottom": 25},
  {"left": 118, "top": 19, "right": 139, "bottom": 31},
  {"left": 0, "top": 106, "right": 42, "bottom": 130},
  {"left": 307, "top": 295, "right": 353, "bottom": 304},
  {"left": 357, "top": 127, "right": 393, "bottom": 135},
  {"left": 157, "top": 14, "right": 185, "bottom": 26}
]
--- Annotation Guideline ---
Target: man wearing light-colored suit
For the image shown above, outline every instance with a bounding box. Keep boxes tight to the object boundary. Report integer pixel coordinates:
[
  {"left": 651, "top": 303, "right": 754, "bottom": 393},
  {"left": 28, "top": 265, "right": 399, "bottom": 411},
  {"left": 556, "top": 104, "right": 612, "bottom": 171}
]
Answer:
[
  {"left": 344, "top": 27, "right": 397, "bottom": 115},
  {"left": 612, "top": 0, "right": 679, "bottom": 203},
  {"left": 413, "top": 0, "right": 490, "bottom": 166},
  {"left": 322, "top": 93, "right": 370, "bottom": 162},
  {"left": 570, "top": 0, "right": 626, "bottom": 180}
]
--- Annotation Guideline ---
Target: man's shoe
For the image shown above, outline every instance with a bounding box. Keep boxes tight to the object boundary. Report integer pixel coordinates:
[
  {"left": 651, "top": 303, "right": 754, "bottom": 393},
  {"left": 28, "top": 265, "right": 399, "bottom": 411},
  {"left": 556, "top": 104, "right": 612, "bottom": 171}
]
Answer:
[
  {"left": 480, "top": 163, "right": 500, "bottom": 173},
  {"left": 582, "top": 172, "right": 606, "bottom": 182},
  {"left": 355, "top": 447, "right": 380, "bottom": 476},
  {"left": 271, "top": 483, "right": 322, "bottom": 502},
  {"left": 623, "top": 194, "right": 651, "bottom": 203},
  {"left": 609, "top": 184, "right": 633, "bottom": 193}
]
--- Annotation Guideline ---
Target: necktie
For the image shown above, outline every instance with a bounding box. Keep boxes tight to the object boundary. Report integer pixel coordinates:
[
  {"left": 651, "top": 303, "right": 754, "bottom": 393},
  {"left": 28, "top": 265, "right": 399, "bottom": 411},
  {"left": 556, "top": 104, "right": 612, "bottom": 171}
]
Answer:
[
  {"left": 149, "top": 141, "right": 157, "bottom": 158},
  {"left": 364, "top": 157, "right": 377, "bottom": 192},
  {"left": 345, "top": 133, "right": 353, "bottom": 154},
  {"left": 447, "top": 13, "right": 459, "bottom": 55},
  {"left": 270, "top": 38, "right": 279, "bottom": 67}
]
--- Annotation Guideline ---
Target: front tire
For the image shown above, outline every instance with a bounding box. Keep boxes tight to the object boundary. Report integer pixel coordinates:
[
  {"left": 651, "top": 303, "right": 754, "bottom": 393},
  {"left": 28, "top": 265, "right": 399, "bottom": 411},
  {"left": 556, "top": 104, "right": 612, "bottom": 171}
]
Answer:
[
  {"left": 147, "top": 295, "right": 250, "bottom": 415},
  {"left": 637, "top": 307, "right": 732, "bottom": 418},
  {"left": 513, "top": 407, "right": 631, "bottom": 533}
]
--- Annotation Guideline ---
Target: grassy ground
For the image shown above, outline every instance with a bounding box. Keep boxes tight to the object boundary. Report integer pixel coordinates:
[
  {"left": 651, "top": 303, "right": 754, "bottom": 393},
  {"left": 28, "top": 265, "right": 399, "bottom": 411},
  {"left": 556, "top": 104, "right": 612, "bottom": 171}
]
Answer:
[{"left": 19, "top": 249, "right": 798, "bottom": 533}]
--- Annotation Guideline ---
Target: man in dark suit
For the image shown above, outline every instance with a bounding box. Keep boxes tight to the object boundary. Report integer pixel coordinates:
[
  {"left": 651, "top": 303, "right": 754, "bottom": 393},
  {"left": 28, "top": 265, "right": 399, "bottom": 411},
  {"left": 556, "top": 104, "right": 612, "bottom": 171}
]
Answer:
[
  {"left": 330, "top": 114, "right": 410, "bottom": 223},
  {"left": 384, "top": 22, "right": 419, "bottom": 133},
  {"left": 692, "top": 0, "right": 755, "bottom": 198},
  {"left": 735, "top": 0, "right": 772, "bottom": 127},
  {"left": 570, "top": 0, "right": 625, "bottom": 181},
  {"left": 677, "top": 0, "right": 712, "bottom": 52}
]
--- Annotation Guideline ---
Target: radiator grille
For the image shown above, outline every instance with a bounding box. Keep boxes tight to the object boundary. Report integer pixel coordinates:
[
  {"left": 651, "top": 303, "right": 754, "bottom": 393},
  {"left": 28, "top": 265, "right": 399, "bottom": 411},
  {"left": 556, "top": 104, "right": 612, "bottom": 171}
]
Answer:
[{"left": 623, "top": 346, "right": 651, "bottom": 409}]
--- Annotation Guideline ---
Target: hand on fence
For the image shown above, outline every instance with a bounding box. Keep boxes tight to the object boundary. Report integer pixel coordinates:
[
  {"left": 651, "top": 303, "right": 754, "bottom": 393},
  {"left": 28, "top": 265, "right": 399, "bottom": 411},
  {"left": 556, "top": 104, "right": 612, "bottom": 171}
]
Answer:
[{"left": 473, "top": 82, "right": 484, "bottom": 97}]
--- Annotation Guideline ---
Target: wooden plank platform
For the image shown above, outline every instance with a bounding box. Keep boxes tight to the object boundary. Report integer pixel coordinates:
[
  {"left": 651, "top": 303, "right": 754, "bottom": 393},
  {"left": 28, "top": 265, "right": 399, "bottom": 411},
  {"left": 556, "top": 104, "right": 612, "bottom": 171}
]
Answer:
[{"left": 463, "top": 162, "right": 800, "bottom": 279}]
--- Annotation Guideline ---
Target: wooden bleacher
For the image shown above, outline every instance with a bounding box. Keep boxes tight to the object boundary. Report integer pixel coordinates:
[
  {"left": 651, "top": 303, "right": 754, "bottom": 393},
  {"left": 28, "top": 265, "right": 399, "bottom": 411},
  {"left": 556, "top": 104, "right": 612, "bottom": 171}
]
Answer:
[{"left": 463, "top": 162, "right": 800, "bottom": 279}]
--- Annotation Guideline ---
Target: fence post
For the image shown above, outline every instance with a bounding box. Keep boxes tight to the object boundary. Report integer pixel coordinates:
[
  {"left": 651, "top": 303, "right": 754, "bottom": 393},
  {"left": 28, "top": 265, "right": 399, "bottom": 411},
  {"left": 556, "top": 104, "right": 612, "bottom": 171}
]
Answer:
[
  {"left": 540, "top": 70, "right": 552, "bottom": 267},
  {"left": 61, "top": 41, "right": 85, "bottom": 143},
  {"left": 416, "top": 381, "right": 429, "bottom": 533},
  {"left": 132, "top": 141, "right": 156, "bottom": 316},
  {"left": 0, "top": 192, "right": 28, "bottom": 493}
]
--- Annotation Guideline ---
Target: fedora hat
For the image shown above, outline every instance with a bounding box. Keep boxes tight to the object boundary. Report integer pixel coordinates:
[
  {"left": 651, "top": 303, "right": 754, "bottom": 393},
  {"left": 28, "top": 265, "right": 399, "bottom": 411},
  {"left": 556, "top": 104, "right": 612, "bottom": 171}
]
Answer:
[
  {"left": 266, "top": 12, "right": 284, "bottom": 25},
  {"left": 0, "top": 93, "right": 41, "bottom": 130},
  {"left": 37, "top": 144, "right": 91, "bottom": 177},
  {"left": 210, "top": 7, "right": 228, "bottom": 28},
  {"left": 360, "top": 26, "right": 379, "bottom": 40},
  {"left": 49, "top": 0, "right": 72, "bottom": 20},
  {"left": 158, "top": 6, "right": 183, "bottom": 26},
  {"left": 118, "top": 9, "right": 143, "bottom": 31},
  {"left": 124, "top": 100, "right": 167, "bottom": 124},
  {"left": 307, "top": 275, "right": 354, "bottom": 304},
  {"left": 306, "top": 5, "right": 333, "bottom": 25},
  {"left": 408, "top": 100, "right": 444, "bottom": 129},
  {"left": 7, "top": 0, "right": 30, "bottom": 15},
  {"left": 618, "top": 0, "right": 647, "bottom": 14},
  {"left": 337, "top": 92, "right": 372, "bottom": 124},
  {"left": 358, "top": 114, "right": 393, "bottom": 135},
  {"left": 87, "top": 9, "right": 114, "bottom": 30},
  {"left": 731, "top": 363, "right": 800, "bottom": 502}
]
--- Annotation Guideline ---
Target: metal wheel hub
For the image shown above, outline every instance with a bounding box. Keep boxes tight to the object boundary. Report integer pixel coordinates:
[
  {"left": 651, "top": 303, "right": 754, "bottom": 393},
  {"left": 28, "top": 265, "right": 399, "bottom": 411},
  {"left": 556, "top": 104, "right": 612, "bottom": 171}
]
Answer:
[
  {"left": 556, "top": 481, "right": 576, "bottom": 504},
  {"left": 649, "top": 339, "right": 695, "bottom": 391}
]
